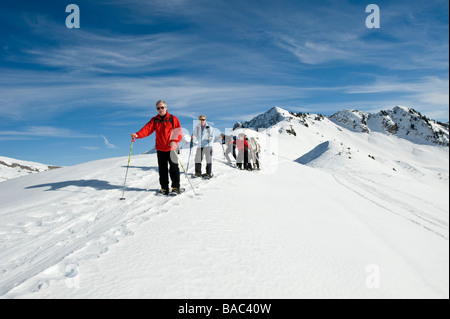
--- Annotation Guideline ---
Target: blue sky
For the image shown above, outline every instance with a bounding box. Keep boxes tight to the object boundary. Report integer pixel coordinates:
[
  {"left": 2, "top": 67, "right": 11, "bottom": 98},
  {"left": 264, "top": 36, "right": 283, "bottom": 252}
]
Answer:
[{"left": 1, "top": 0, "right": 448, "bottom": 166}]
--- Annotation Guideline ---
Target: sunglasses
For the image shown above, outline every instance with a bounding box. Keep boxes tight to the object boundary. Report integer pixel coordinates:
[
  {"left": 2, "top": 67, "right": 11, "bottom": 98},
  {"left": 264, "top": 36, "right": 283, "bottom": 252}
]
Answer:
[
  {"left": 200, "top": 118, "right": 206, "bottom": 121},
  {"left": 157, "top": 106, "right": 166, "bottom": 110}
]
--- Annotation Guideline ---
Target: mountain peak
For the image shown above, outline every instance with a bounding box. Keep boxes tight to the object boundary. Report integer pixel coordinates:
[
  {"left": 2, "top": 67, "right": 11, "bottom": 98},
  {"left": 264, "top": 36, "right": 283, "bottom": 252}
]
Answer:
[{"left": 233, "top": 106, "right": 292, "bottom": 130}]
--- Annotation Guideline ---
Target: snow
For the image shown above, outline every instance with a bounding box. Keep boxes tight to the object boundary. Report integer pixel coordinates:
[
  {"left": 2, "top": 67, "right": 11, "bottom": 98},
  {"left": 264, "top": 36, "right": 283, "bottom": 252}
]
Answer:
[
  {"left": 0, "top": 108, "right": 448, "bottom": 299},
  {"left": 0, "top": 156, "right": 59, "bottom": 182}
]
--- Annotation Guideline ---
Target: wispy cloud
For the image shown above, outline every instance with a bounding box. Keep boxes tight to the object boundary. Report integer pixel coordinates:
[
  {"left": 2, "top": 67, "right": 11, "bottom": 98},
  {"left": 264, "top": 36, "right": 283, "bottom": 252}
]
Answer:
[
  {"left": 22, "top": 33, "right": 199, "bottom": 75},
  {"left": 345, "top": 76, "right": 448, "bottom": 95},
  {"left": 101, "top": 135, "right": 118, "bottom": 149},
  {"left": 1, "top": 0, "right": 448, "bottom": 128},
  {"left": 0, "top": 126, "right": 97, "bottom": 139},
  {"left": 346, "top": 76, "right": 449, "bottom": 107},
  {"left": 274, "top": 36, "right": 356, "bottom": 65},
  {"left": 0, "top": 67, "right": 311, "bottom": 122},
  {"left": 347, "top": 76, "right": 449, "bottom": 118},
  {"left": 267, "top": 1, "right": 448, "bottom": 70}
]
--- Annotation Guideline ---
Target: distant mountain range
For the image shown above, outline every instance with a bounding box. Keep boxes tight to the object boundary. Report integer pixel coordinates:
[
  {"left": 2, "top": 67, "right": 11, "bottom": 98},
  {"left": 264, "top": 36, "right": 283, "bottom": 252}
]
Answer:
[
  {"left": 234, "top": 106, "right": 449, "bottom": 147},
  {"left": 0, "top": 156, "right": 60, "bottom": 182}
]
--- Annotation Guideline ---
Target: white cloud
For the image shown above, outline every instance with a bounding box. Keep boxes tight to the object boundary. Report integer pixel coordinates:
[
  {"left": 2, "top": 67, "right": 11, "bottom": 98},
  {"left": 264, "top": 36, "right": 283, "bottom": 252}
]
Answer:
[
  {"left": 0, "top": 126, "right": 97, "bottom": 139},
  {"left": 274, "top": 36, "right": 355, "bottom": 65},
  {"left": 101, "top": 135, "right": 118, "bottom": 149},
  {"left": 266, "top": 1, "right": 448, "bottom": 71},
  {"left": 344, "top": 76, "right": 449, "bottom": 106}
]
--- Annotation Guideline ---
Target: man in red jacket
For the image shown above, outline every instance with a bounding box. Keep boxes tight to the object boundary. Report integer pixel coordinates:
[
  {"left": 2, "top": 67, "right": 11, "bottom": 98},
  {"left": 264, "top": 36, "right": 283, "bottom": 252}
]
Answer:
[
  {"left": 233, "top": 133, "right": 251, "bottom": 170},
  {"left": 131, "top": 100, "right": 183, "bottom": 195}
]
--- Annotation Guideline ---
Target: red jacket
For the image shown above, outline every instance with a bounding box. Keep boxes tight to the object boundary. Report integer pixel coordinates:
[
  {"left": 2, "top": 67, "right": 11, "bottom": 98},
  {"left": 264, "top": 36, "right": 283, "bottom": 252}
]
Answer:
[
  {"left": 135, "top": 112, "right": 182, "bottom": 152},
  {"left": 233, "top": 139, "right": 249, "bottom": 151}
]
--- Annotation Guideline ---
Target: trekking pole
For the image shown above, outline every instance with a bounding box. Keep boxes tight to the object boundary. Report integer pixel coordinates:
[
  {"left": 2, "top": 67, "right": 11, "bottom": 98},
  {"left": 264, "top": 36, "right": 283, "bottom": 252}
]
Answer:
[
  {"left": 172, "top": 149, "right": 197, "bottom": 195},
  {"left": 210, "top": 144, "right": 214, "bottom": 176},
  {"left": 120, "top": 137, "right": 135, "bottom": 200},
  {"left": 186, "top": 137, "right": 193, "bottom": 174}
]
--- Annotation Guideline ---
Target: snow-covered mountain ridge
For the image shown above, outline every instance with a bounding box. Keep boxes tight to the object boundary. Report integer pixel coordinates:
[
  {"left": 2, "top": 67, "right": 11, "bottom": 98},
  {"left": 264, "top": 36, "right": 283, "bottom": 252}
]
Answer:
[
  {"left": 234, "top": 106, "right": 449, "bottom": 147},
  {"left": 0, "top": 156, "right": 60, "bottom": 182}
]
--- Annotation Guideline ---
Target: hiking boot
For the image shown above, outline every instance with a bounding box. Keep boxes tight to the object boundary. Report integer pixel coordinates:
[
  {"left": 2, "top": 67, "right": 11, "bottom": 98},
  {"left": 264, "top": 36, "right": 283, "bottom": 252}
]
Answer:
[
  {"left": 171, "top": 187, "right": 185, "bottom": 195},
  {"left": 159, "top": 188, "right": 169, "bottom": 196},
  {"left": 194, "top": 172, "right": 202, "bottom": 177}
]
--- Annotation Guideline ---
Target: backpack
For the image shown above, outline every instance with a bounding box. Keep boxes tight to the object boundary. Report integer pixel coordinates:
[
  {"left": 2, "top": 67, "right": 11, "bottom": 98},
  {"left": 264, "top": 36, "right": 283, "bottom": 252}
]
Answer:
[{"left": 153, "top": 115, "right": 174, "bottom": 129}]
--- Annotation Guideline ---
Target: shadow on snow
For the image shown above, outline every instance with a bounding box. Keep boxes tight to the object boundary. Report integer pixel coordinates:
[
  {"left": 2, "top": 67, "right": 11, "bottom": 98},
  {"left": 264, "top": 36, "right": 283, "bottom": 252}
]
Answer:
[
  {"left": 295, "top": 141, "right": 330, "bottom": 165},
  {"left": 25, "top": 179, "right": 147, "bottom": 192},
  {"left": 121, "top": 166, "right": 159, "bottom": 172}
]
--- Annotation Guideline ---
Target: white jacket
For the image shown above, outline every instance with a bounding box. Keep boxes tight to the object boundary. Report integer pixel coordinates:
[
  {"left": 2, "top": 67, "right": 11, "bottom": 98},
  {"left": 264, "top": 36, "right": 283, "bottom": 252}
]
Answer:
[
  {"left": 193, "top": 123, "right": 215, "bottom": 148},
  {"left": 248, "top": 139, "right": 260, "bottom": 153}
]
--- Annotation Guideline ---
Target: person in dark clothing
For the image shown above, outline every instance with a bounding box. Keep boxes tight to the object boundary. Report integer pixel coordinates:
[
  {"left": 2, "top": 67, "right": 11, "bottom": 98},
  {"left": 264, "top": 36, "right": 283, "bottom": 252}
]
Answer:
[
  {"left": 221, "top": 133, "right": 237, "bottom": 164},
  {"left": 131, "top": 100, "right": 183, "bottom": 195},
  {"left": 244, "top": 135, "right": 253, "bottom": 170}
]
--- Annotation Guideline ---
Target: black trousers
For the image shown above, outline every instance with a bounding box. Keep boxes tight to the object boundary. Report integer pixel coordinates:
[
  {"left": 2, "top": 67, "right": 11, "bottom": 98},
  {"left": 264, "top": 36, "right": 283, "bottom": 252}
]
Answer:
[
  {"left": 195, "top": 146, "right": 212, "bottom": 175},
  {"left": 157, "top": 150, "right": 180, "bottom": 189},
  {"left": 237, "top": 148, "right": 251, "bottom": 169}
]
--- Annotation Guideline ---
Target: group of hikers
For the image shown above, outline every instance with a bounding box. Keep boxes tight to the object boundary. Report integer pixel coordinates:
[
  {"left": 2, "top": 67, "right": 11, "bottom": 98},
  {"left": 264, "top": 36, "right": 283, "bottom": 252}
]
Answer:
[
  {"left": 220, "top": 133, "right": 261, "bottom": 171},
  {"left": 130, "top": 100, "right": 261, "bottom": 195}
]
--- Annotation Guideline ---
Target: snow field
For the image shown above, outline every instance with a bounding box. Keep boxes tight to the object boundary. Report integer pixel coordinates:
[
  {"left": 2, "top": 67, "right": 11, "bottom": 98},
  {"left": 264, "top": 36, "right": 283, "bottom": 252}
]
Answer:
[{"left": 0, "top": 118, "right": 448, "bottom": 298}]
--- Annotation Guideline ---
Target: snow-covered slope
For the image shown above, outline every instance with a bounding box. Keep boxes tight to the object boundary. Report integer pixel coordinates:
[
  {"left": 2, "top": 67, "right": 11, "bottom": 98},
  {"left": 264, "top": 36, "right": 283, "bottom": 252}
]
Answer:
[
  {"left": 0, "top": 107, "right": 448, "bottom": 299},
  {"left": 0, "top": 156, "right": 60, "bottom": 182}
]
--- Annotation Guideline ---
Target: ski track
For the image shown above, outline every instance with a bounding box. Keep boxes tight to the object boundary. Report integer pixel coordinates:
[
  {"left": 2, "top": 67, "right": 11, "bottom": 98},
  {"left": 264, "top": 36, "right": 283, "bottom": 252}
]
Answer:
[
  {"left": 0, "top": 153, "right": 226, "bottom": 297},
  {"left": 2, "top": 186, "right": 152, "bottom": 294},
  {"left": 332, "top": 173, "right": 449, "bottom": 240}
]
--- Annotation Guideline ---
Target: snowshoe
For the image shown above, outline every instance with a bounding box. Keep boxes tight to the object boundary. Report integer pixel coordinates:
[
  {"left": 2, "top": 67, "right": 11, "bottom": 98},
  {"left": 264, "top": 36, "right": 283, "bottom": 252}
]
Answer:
[
  {"left": 158, "top": 188, "right": 170, "bottom": 196},
  {"left": 170, "top": 187, "right": 185, "bottom": 196}
]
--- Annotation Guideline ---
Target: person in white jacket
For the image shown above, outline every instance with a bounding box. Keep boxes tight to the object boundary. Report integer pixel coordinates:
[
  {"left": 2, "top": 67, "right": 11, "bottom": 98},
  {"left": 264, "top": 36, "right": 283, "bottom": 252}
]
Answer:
[
  {"left": 191, "top": 115, "right": 215, "bottom": 177},
  {"left": 248, "top": 137, "right": 261, "bottom": 170}
]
